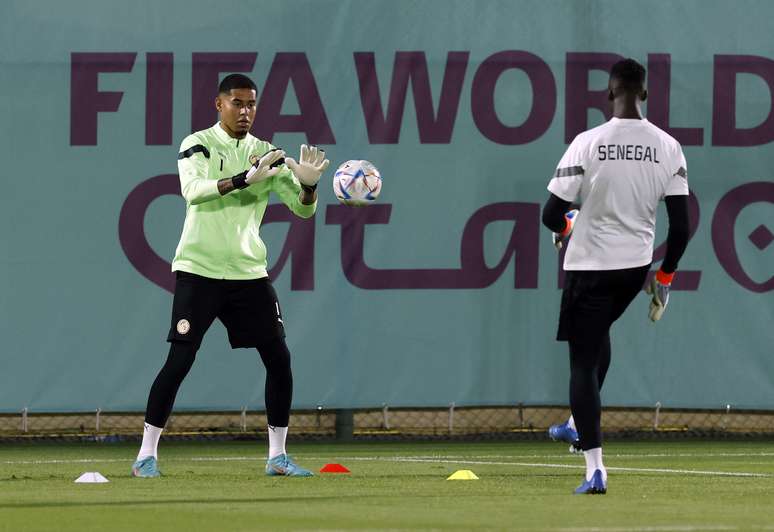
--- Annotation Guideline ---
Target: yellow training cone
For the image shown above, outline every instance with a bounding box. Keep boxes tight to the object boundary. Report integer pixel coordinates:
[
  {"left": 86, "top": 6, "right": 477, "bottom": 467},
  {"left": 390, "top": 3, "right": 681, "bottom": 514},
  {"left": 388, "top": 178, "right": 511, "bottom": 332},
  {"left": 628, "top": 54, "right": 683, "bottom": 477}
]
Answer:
[{"left": 447, "top": 469, "right": 479, "bottom": 480}]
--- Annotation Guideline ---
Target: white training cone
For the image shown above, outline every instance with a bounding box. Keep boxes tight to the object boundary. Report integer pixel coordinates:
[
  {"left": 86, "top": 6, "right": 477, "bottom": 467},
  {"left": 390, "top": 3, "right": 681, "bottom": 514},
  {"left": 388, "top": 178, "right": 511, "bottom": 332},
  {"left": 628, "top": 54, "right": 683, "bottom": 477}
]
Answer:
[{"left": 74, "top": 472, "right": 109, "bottom": 483}]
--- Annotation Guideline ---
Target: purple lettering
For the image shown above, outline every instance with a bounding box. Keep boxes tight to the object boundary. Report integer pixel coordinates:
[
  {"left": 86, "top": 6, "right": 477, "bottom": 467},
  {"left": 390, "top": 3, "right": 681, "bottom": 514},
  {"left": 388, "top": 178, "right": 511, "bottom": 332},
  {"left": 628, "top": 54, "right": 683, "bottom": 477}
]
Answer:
[
  {"left": 713, "top": 55, "right": 774, "bottom": 146},
  {"left": 712, "top": 182, "right": 774, "bottom": 292},
  {"left": 118, "top": 174, "right": 315, "bottom": 292},
  {"left": 265, "top": 206, "right": 316, "bottom": 290},
  {"left": 471, "top": 51, "right": 556, "bottom": 145},
  {"left": 647, "top": 54, "right": 704, "bottom": 146},
  {"left": 252, "top": 52, "right": 335, "bottom": 144},
  {"left": 559, "top": 191, "right": 702, "bottom": 290},
  {"left": 564, "top": 52, "right": 622, "bottom": 142},
  {"left": 118, "top": 174, "right": 179, "bottom": 293},
  {"left": 650, "top": 190, "right": 702, "bottom": 290},
  {"left": 70, "top": 52, "right": 136, "bottom": 145},
  {"left": 146, "top": 52, "right": 174, "bottom": 146},
  {"left": 354, "top": 51, "right": 469, "bottom": 144},
  {"left": 325, "top": 202, "right": 539, "bottom": 289},
  {"left": 191, "top": 52, "right": 256, "bottom": 132}
]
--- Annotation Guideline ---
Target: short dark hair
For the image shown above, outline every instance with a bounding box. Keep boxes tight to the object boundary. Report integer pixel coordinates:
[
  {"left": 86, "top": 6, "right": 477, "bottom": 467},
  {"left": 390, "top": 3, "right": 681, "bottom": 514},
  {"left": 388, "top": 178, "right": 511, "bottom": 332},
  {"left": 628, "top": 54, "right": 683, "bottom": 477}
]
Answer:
[
  {"left": 609, "top": 59, "right": 646, "bottom": 92},
  {"left": 218, "top": 74, "right": 256, "bottom": 94}
]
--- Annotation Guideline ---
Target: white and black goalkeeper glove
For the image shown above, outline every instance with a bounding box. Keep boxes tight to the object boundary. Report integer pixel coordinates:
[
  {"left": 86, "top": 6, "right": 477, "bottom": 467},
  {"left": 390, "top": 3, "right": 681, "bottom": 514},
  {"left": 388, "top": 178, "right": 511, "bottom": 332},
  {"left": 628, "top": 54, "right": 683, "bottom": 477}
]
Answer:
[
  {"left": 245, "top": 149, "right": 286, "bottom": 185},
  {"left": 552, "top": 209, "right": 579, "bottom": 250},
  {"left": 285, "top": 144, "right": 330, "bottom": 188},
  {"left": 645, "top": 270, "right": 674, "bottom": 322}
]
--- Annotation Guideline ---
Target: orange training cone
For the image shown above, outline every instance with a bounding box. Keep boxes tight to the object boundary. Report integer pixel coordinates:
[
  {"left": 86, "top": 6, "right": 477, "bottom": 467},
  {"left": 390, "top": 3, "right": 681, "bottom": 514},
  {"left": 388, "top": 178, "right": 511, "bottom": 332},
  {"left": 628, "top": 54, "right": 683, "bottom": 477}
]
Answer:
[{"left": 320, "top": 463, "right": 350, "bottom": 473}]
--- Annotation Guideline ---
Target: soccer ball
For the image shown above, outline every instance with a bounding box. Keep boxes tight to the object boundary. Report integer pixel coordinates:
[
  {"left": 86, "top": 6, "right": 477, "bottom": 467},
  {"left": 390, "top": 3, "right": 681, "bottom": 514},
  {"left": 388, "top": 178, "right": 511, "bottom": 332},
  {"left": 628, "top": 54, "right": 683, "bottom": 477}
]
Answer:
[{"left": 333, "top": 160, "right": 382, "bottom": 206}]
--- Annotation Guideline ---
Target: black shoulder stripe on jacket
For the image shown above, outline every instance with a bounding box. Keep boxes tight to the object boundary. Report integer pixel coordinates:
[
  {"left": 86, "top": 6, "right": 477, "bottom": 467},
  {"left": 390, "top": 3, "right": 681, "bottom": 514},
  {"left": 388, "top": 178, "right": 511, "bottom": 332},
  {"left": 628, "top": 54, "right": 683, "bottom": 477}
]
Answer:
[{"left": 178, "top": 145, "right": 210, "bottom": 160}]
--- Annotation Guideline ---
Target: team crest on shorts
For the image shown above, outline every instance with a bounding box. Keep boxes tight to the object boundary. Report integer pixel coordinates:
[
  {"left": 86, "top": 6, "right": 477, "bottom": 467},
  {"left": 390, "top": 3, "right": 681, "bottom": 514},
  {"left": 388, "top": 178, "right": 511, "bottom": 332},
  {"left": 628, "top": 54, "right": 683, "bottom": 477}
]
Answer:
[{"left": 176, "top": 319, "right": 191, "bottom": 335}]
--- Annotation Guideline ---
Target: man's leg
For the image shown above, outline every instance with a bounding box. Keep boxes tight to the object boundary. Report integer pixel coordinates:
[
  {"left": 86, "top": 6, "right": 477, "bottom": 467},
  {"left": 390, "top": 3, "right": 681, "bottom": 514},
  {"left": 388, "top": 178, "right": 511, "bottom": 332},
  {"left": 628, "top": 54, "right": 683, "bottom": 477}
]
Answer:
[
  {"left": 569, "top": 335, "right": 608, "bottom": 493},
  {"left": 220, "top": 277, "right": 311, "bottom": 476},
  {"left": 133, "top": 272, "right": 218, "bottom": 477},
  {"left": 556, "top": 334, "right": 610, "bottom": 446},
  {"left": 132, "top": 342, "right": 199, "bottom": 477},
  {"left": 569, "top": 337, "right": 605, "bottom": 453},
  {"left": 138, "top": 342, "right": 198, "bottom": 455},
  {"left": 257, "top": 336, "right": 312, "bottom": 477},
  {"left": 256, "top": 336, "right": 293, "bottom": 459},
  {"left": 563, "top": 270, "right": 616, "bottom": 493}
]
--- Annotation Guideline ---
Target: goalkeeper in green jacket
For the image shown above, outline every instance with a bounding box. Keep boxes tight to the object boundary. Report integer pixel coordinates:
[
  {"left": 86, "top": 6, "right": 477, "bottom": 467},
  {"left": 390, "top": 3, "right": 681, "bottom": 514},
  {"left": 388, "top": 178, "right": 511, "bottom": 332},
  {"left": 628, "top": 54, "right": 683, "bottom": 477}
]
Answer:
[{"left": 132, "top": 74, "right": 329, "bottom": 478}]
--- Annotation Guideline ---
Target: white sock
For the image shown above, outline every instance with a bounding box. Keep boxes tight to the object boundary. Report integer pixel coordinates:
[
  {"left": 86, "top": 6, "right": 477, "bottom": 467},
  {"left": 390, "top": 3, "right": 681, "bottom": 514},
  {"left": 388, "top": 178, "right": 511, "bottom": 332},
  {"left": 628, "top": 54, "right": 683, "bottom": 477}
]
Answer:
[
  {"left": 137, "top": 422, "right": 163, "bottom": 460},
  {"left": 583, "top": 447, "right": 607, "bottom": 482},
  {"left": 268, "top": 426, "right": 288, "bottom": 459},
  {"left": 567, "top": 415, "right": 576, "bottom": 431}
]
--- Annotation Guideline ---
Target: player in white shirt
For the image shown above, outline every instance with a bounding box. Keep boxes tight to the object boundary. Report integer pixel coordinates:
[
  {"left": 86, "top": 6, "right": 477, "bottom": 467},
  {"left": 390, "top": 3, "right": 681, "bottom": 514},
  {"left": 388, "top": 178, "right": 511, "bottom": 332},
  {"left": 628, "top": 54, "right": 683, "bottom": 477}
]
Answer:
[{"left": 542, "top": 59, "right": 690, "bottom": 494}]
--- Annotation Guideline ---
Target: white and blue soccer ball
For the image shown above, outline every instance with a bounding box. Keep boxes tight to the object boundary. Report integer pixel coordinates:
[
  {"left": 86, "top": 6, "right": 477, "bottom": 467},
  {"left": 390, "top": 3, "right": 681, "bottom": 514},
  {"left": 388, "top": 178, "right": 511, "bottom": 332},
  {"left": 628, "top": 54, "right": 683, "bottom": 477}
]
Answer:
[{"left": 333, "top": 160, "right": 382, "bottom": 206}]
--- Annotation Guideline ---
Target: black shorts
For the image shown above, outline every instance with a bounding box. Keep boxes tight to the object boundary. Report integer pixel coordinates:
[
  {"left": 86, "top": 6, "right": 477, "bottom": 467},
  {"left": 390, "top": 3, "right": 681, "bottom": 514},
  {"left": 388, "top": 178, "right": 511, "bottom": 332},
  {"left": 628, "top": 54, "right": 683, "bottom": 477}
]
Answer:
[
  {"left": 557, "top": 265, "right": 650, "bottom": 343},
  {"left": 166, "top": 271, "right": 285, "bottom": 349}
]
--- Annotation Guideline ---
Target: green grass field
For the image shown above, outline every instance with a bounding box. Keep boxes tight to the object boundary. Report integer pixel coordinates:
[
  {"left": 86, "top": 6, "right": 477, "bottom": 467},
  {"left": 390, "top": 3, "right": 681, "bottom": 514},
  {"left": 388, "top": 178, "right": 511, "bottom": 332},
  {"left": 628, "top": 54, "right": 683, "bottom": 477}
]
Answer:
[{"left": 1, "top": 439, "right": 773, "bottom": 531}]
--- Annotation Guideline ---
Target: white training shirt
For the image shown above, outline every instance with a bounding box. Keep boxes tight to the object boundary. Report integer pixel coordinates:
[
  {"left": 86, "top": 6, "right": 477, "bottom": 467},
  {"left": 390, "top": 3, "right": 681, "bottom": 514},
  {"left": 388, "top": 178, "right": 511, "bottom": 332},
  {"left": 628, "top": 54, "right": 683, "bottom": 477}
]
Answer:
[{"left": 547, "top": 117, "right": 689, "bottom": 271}]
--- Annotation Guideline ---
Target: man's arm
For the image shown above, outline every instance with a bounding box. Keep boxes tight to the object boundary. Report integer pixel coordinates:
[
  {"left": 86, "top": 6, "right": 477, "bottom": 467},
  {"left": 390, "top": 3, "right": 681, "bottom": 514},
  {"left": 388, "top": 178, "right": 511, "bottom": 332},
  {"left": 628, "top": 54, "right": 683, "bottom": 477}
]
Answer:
[
  {"left": 661, "top": 143, "right": 690, "bottom": 275},
  {"left": 271, "top": 144, "right": 328, "bottom": 217},
  {"left": 216, "top": 174, "right": 244, "bottom": 196},
  {"left": 299, "top": 184, "right": 317, "bottom": 205},
  {"left": 544, "top": 134, "right": 587, "bottom": 246},
  {"left": 542, "top": 193, "right": 573, "bottom": 233},
  {"left": 542, "top": 193, "right": 579, "bottom": 250},
  {"left": 272, "top": 168, "right": 317, "bottom": 218},
  {"left": 178, "top": 142, "right": 220, "bottom": 205},
  {"left": 660, "top": 194, "right": 690, "bottom": 275},
  {"left": 646, "top": 193, "right": 690, "bottom": 322}
]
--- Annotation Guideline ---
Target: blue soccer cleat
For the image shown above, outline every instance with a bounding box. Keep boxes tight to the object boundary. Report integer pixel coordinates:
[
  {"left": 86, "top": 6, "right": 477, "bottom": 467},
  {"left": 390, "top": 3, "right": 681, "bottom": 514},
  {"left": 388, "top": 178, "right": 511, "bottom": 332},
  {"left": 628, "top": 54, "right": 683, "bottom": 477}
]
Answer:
[
  {"left": 265, "top": 454, "right": 313, "bottom": 477},
  {"left": 574, "top": 469, "right": 607, "bottom": 494},
  {"left": 548, "top": 421, "right": 581, "bottom": 453},
  {"left": 131, "top": 456, "right": 161, "bottom": 478}
]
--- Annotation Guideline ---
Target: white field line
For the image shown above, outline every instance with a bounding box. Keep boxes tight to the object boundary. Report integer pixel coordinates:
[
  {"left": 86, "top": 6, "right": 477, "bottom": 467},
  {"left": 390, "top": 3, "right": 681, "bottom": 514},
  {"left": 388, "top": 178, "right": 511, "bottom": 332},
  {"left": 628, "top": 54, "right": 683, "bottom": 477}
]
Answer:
[
  {"left": 2, "top": 454, "right": 771, "bottom": 477},
  {"left": 557, "top": 526, "right": 737, "bottom": 532},
  {"left": 6, "top": 451, "right": 774, "bottom": 465},
  {"left": 557, "top": 527, "right": 774, "bottom": 532},
  {"left": 344, "top": 456, "right": 772, "bottom": 478}
]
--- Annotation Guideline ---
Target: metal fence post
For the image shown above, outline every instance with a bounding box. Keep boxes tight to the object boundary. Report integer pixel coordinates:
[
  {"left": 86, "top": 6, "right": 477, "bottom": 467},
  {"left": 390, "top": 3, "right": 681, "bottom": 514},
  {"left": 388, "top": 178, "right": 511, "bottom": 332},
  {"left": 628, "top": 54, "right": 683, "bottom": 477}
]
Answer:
[
  {"left": 335, "top": 409, "right": 354, "bottom": 441},
  {"left": 722, "top": 404, "right": 731, "bottom": 431},
  {"left": 653, "top": 401, "right": 662, "bottom": 431}
]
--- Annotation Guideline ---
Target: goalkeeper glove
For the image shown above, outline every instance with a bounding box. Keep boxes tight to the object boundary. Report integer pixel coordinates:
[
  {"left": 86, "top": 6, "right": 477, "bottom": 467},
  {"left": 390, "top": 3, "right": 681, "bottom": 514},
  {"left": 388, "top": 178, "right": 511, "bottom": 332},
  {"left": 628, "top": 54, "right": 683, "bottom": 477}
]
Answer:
[
  {"left": 552, "top": 209, "right": 579, "bottom": 250},
  {"left": 285, "top": 144, "right": 330, "bottom": 188},
  {"left": 246, "top": 149, "right": 286, "bottom": 185},
  {"left": 645, "top": 270, "right": 674, "bottom": 322}
]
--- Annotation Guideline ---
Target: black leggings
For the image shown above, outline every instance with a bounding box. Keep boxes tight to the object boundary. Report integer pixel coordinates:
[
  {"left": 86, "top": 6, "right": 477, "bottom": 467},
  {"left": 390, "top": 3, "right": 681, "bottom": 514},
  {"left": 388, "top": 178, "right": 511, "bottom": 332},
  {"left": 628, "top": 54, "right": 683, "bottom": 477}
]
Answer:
[
  {"left": 561, "top": 266, "right": 648, "bottom": 451},
  {"left": 144, "top": 336, "right": 293, "bottom": 428},
  {"left": 569, "top": 333, "right": 611, "bottom": 451}
]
